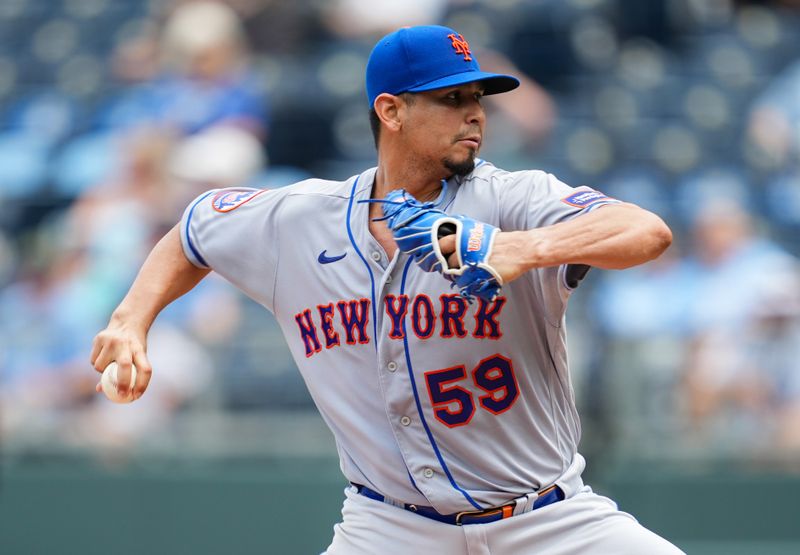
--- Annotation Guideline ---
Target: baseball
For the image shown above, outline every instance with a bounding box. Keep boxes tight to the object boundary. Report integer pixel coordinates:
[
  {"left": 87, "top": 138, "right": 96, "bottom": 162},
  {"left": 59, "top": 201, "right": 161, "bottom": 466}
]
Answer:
[{"left": 100, "top": 361, "right": 137, "bottom": 404}]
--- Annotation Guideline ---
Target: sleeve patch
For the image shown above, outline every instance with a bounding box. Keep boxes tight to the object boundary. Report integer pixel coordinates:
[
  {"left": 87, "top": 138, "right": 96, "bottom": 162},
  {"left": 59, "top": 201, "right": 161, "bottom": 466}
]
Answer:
[
  {"left": 561, "top": 189, "right": 614, "bottom": 208},
  {"left": 212, "top": 188, "right": 266, "bottom": 212}
]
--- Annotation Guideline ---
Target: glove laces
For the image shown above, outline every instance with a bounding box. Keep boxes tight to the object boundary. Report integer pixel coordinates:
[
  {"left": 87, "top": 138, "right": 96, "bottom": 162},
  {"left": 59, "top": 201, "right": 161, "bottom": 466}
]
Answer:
[{"left": 359, "top": 179, "right": 449, "bottom": 222}]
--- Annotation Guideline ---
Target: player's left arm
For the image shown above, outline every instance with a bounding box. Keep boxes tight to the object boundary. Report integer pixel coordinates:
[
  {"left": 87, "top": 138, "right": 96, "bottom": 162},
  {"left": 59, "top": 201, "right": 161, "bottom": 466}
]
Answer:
[{"left": 441, "top": 203, "right": 672, "bottom": 285}]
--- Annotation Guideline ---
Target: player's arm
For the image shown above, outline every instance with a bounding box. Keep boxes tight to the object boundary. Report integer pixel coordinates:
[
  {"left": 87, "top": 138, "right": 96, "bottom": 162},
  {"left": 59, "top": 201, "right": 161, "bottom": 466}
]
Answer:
[
  {"left": 439, "top": 203, "right": 671, "bottom": 285},
  {"left": 491, "top": 203, "right": 672, "bottom": 283},
  {"left": 90, "top": 223, "right": 210, "bottom": 399}
]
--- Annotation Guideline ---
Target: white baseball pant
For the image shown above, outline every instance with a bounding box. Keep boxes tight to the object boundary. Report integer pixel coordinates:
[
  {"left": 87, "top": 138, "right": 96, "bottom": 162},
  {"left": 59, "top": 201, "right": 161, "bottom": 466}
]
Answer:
[{"left": 324, "top": 485, "right": 685, "bottom": 554}]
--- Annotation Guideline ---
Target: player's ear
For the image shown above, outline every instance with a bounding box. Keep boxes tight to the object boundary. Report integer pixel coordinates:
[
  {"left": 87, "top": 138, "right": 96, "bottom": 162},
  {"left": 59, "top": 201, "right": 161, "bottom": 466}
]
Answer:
[{"left": 374, "top": 93, "right": 404, "bottom": 133}]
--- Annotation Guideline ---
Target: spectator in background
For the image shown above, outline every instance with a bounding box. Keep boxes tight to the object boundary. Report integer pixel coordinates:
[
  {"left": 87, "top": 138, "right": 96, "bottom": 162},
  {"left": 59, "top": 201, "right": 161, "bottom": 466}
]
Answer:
[
  {"left": 588, "top": 197, "right": 800, "bottom": 454},
  {"left": 322, "top": 0, "right": 448, "bottom": 38},
  {"left": 104, "top": 0, "right": 267, "bottom": 139},
  {"left": 747, "top": 57, "right": 800, "bottom": 167},
  {"left": 0, "top": 228, "right": 99, "bottom": 418},
  {"left": 235, "top": 0, "right": 332, "bottom": 56},
  {"left": 678, "top": 200, "right": 800, "bottom": 453},
  {"left": 168, "top": 124, "right": 266, "bottom": 209},
  {"left": 0, "top": 117, "right": 263, "bottom": 452},
  {"left": 683, "top": 271, "right": 800, "bottom": 454},
  {"left": 591, "top": 245, "right": 693, "bottom": 341},
  {"left": 63, "top": 126, "right": 254, "bottom": 451},
  {"left": 681, "top": 200, "right": 799, "bottom": 334},
  {"left": 470, "top": 49, "right": 557, "bottom": 151},
  {"left": 594, "top": 199, "right": 798, "bottom": 338}
]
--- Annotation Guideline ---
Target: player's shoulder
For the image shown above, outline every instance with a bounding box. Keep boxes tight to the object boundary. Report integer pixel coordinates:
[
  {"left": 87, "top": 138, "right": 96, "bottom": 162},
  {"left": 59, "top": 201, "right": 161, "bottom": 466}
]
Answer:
[
  {"left": 281, "top": 176, "right": 356, "bottom": 199},
  {"left": 189, "top": 174, "right": 360, "bottom": 219},
  {"left": 464, "top": 159, "right": 551, "bottom": 188}
]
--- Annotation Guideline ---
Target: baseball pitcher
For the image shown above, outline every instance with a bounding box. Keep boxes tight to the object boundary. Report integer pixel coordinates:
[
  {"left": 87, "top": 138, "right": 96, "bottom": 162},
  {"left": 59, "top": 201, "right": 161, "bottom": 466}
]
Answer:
[{"left": 91, "top": 25, "right": 683, "bottom": 554}]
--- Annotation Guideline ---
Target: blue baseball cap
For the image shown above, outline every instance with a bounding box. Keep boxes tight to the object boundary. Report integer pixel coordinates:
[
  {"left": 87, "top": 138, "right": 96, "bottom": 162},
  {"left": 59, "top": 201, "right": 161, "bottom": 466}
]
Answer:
[{"left": 366, "top": 25, "right": 520, "bottom": 107}]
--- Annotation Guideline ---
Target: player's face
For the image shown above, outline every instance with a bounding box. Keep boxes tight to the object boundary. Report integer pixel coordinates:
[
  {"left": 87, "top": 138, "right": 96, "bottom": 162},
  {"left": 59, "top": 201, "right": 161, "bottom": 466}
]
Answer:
[{"left": 402, "top": 82, "right": 486, "bottom": 177}]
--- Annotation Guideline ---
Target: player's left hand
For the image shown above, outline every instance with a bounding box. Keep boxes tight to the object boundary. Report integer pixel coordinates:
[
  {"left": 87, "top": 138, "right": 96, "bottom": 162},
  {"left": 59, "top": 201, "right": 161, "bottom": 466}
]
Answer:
[
  {"left": 381, "top": 188, "right": 508, "bottom": 302},
  {"left": 438, "top": 229, "right": 532, "bottom": 286}
]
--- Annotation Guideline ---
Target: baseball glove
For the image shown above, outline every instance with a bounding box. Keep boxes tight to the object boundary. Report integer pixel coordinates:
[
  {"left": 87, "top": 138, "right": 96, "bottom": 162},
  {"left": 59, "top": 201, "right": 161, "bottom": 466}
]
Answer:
[{"left": 380, "top": 188, "right": 503, "bottom": 302}]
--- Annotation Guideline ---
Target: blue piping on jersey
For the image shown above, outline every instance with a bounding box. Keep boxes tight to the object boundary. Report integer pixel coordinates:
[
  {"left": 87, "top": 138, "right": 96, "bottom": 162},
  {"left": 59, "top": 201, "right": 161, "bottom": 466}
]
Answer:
[
  {"left": 406, "top": 469, "right": 423, "bottom": 495},
  {"left": 399, "top": 257, "right": 483, "bottom": 510},
  {"left": 345, "top": 175, "right": 378, "bottom": 349},
  {"left": 184, "top": 190, "right": 216, "bottom": 268}
]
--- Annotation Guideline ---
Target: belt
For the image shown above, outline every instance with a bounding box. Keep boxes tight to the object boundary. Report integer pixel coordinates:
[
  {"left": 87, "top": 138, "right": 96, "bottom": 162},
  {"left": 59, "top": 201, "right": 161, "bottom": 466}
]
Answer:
[{"left": 352, "top": 483, "right": 564, "bottom": 526}]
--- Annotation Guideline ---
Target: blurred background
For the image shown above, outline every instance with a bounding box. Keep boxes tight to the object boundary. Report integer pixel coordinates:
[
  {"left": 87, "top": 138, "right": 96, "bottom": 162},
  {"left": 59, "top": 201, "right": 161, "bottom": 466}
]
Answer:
[{"left": 1, "top": 0, "right": 800, "bottom": 553}]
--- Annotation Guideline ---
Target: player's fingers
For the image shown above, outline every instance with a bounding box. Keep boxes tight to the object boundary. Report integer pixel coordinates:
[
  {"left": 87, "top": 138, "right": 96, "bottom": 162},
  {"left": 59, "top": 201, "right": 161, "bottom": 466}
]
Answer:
[
  {"left": 92, "top": 340, "right": 119, "bottom": 373},
  {"left": 115, "top": 354, "right": 134, "bottom": 395},
  {"left": 447, "top": 253, "right": 460, "bottom": 269},
  {"left": 90, "top": 334, "right": 103, "bottom": 368},
  {"left": 438, "top": 234, "right": 456, "bottom": 255},
  {"left": 438, "top": 235, "right": 459, "bottom": 269},
  {"left": 90, "top": 332, "right": 118, "bottom": 372},
  {"left": 96, "top": 381, "right": 102, "bottom": 393},
  {"left": 131, "top": 350, "right": 153, "bottom": 401}
]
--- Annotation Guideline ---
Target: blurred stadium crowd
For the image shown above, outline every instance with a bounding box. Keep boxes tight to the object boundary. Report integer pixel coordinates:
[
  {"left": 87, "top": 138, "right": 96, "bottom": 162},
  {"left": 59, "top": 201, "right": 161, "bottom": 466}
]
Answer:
[{"left": 2, "top": 0, "right": 800, "bottom": 467}]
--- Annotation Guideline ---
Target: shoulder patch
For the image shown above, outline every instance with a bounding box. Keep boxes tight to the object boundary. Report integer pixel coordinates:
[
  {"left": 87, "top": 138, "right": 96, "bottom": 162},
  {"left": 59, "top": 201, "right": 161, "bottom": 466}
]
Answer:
[
  {"left": 212, "top": 188, "right": 266, "bottom": 212},
  {"left": 561, "top": 188, "right": 614, "bottom": 208}
]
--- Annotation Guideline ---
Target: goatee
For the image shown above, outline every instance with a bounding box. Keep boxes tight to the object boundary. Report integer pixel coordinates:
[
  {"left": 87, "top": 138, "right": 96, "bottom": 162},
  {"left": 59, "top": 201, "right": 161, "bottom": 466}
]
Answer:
[{"left": 444, "top": 155, "right": 476, "bottom": 177}]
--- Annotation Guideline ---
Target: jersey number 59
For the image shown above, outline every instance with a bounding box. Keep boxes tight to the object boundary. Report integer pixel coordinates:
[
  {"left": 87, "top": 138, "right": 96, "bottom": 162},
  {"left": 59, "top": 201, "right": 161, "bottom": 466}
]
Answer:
[{"left": 424, "top": 354, "right": 519, "bottom": 428}]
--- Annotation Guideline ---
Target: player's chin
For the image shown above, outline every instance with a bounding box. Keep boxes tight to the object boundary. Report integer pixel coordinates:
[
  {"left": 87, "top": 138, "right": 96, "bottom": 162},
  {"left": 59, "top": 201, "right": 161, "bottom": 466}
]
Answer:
[{"left": 443, "top": 152, "right": 477, "bottom": 177}]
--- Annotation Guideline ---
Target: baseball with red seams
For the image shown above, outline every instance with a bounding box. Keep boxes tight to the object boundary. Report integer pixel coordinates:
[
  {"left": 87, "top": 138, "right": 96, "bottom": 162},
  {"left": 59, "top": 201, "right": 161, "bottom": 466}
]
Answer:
[{"left": 101, "top": 361, "right": 138, "bottom": 403}]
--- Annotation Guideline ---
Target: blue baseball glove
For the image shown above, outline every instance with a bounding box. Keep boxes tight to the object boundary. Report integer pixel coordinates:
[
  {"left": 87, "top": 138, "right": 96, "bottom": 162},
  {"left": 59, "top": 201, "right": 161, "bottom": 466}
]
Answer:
[{"left": 381, "top": 189, "right": 503, "bottom": 302}]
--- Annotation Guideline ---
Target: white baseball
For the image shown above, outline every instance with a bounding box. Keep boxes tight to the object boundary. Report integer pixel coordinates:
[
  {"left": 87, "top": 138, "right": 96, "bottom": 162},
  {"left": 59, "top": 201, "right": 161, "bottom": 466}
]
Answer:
[{"left": 100, "top": 361, "right": 138, "bottom": 404}]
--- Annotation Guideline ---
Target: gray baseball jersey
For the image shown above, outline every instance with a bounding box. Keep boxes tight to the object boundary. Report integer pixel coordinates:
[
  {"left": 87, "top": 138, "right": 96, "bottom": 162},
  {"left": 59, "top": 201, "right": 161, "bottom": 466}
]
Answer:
[{"left": 180, "top": 160, "right": 619, "bottom": 514}]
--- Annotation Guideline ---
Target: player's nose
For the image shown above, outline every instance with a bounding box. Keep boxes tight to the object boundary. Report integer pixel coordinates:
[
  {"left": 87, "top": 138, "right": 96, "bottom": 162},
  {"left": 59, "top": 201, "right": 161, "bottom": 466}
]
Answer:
[{"left": 466, "top": 101, "right": 485, "bottom": 127}]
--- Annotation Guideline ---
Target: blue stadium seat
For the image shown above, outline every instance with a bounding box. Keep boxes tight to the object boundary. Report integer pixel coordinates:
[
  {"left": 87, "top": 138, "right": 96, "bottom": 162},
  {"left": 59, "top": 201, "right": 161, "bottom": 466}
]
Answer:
[
  {"left": 764, "top": 172, "right": 800, "bottom": 253},
  {"left": 0, "top": 131, "right": 50, "bottom": 199},
  {"left": 674, "top": 166, "right": 753, "bottom": 225},
  {"left": 765, "top": 172, "right": 800, "bottom": 226},
  {"left": 603, "top": 165, "right": 673, "bottom": 221},
  {"left": 50, "top": 131, "right": 119, "bottom": 197},
  {"left": 3, "top": 90, "right": 79, "bottom": 143}
]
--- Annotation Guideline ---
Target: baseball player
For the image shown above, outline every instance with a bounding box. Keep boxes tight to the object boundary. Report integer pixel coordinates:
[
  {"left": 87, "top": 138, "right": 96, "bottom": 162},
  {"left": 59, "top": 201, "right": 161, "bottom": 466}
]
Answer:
[{"left": 91, "top": 25, "right": 683, "bottom": 554}]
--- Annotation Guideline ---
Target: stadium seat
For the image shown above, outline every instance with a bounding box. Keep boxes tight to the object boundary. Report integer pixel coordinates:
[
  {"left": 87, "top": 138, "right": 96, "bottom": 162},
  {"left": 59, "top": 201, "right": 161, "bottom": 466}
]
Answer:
[
  {"left": 0, "top": 131, "right": 50, "bottom": 199},
  {"left": 3, "top": 90, "right": 78, "bottom": 143},
  {"left": 49, "top": 131, "right": 119, "bottom": 197}
]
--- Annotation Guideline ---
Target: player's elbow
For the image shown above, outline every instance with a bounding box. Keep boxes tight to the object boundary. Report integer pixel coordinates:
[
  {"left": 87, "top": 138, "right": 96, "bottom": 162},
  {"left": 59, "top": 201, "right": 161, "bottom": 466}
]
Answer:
[
  {"left": 606, "top": 210, "right": 673, "bottom": 270},
  {"left": 640, "top": 212, "right": 673, "bottom": 261}
]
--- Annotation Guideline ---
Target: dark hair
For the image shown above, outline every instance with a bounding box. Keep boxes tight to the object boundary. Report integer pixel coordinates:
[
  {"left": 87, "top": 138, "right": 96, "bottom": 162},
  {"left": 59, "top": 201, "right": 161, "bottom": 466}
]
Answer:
[
  {"left": 369, "top": 108, "right": 381, "bottom": 149},
  {"left": 369, "top": 93, "right": 416, "bottom": 149}
]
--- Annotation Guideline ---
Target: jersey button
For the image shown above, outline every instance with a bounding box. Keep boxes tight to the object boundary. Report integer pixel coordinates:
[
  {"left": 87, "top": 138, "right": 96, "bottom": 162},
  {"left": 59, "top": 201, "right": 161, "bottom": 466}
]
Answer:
[
  {"left": 386, "top": 275, "right": 393, "bottom": 284},
  {"left": 387, "top": 361, "right": 398, "bottom": 372},
  {"left": 370, "top": 251, "right": 381, "bottom": 262},
  {"left": 423, "top": 468, "right": 434, "bottom": 478},
  {"left": 400, "top": 416, "right": 411, "bottom": 426}
]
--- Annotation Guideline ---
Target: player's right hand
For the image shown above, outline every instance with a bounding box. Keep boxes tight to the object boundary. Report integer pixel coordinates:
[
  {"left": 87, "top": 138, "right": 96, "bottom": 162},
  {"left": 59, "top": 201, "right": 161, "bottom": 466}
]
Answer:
[{"left": 90, "top": 317, "right": 153, "bottom": 401}]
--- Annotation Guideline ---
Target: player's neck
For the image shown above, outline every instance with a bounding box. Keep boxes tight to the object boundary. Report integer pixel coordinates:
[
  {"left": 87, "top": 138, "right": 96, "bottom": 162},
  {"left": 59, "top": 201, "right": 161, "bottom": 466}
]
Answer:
[{"left": 373, "top": 160, "right": 445, "bottom": 202}]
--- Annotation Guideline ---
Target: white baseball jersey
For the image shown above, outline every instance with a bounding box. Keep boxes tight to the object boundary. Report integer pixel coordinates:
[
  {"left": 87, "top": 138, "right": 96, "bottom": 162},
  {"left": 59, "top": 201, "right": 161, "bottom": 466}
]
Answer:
[{"left": 180, "top": 160, "right": 620, "bottom": 514}]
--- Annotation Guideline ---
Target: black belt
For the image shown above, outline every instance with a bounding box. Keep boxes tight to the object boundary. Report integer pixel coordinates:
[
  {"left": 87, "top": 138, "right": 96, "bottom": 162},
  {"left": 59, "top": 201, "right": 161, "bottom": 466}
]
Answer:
[{"left": 352, "top": 483, "right": 564, "bottom": 525}]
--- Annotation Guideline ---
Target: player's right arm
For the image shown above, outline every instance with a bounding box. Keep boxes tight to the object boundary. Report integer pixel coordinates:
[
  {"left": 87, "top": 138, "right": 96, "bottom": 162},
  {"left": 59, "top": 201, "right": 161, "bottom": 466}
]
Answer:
[{"left": 90, "top": 224, "right": 210, "bottom": 400}]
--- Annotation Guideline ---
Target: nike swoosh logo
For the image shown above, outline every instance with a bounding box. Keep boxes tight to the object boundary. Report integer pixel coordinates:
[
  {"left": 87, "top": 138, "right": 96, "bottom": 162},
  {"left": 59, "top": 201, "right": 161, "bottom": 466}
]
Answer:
[{"left": 318, "top": 250, "right": 347, "bottom": 264}]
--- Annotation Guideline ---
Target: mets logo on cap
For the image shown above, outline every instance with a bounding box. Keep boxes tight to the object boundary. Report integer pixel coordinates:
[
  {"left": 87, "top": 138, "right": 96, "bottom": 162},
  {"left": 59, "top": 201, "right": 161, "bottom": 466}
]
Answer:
[
  {"left": 448, "top": 33, "right": 472, "bottom": 61},
  {"left": 212, "top": 188, "right": 266, "bottom": 212}
]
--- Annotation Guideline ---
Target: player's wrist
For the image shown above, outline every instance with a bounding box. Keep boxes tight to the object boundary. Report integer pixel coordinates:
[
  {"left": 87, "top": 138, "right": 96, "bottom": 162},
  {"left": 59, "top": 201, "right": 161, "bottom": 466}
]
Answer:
[
  {"left": 108, "top": 304, "right": 154, "bottom": 337},
  {"left": 517, "top": 229, "right": 548, "bottom": 270}
]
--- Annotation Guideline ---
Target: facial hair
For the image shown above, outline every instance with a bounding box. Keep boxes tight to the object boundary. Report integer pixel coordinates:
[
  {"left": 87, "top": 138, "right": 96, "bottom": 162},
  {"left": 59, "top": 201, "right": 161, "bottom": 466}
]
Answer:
[{"left": 443, "top": 152, "right": 476, "bottom": 177}]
